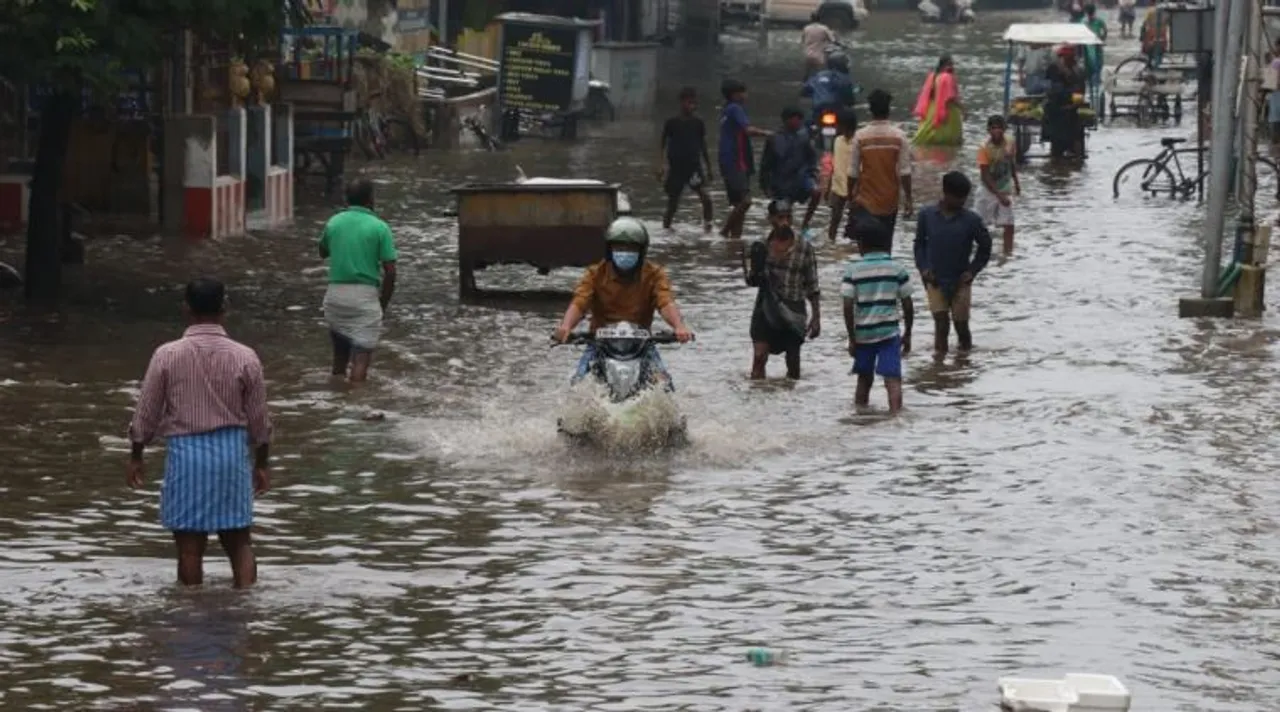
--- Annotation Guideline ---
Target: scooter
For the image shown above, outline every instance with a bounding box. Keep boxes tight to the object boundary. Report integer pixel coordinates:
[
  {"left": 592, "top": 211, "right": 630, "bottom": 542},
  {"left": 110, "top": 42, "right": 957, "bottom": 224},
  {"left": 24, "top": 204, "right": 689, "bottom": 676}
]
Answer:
[
  {"left": 919, "top": 0, "right": 975, "bottom": 24},
  {"left": 553, "top": 322, "right": 688, "bottom": 446},
  {"left": 584, "top": 78, "right": 616, "bottom": 121}
]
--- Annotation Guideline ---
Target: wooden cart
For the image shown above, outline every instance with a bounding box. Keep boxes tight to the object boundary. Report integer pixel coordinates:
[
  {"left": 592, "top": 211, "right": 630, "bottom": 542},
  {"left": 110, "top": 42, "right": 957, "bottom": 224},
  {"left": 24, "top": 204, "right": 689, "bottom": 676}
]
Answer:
[{"left": 453, "top": 181, "right": 620, "bottom": 300}]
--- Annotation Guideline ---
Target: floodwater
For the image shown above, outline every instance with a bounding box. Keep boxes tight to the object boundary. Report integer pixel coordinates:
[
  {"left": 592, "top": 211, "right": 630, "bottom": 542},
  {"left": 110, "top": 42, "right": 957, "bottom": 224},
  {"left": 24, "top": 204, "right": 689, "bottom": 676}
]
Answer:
[{"left": 3, "top": 8, "right": 1280, "bottom": 711}]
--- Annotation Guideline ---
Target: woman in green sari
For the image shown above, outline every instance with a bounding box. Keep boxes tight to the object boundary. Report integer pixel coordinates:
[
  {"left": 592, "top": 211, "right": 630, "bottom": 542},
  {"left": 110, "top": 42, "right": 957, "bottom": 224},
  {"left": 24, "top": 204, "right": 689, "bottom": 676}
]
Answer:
[{"left": 912, "top": 54, "right": 964, "bottom": 146}]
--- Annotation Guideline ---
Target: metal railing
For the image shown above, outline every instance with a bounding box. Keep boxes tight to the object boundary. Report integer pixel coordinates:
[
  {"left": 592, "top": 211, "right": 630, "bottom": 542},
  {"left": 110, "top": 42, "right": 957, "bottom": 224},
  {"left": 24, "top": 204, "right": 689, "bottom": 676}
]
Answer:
[{"left": 416, "top": 47, "right": 498, "bottom": 102}]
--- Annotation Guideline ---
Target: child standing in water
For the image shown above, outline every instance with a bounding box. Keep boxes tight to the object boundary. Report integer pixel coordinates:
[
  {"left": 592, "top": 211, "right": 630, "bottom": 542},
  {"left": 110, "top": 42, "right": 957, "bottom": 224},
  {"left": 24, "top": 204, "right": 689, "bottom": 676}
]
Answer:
[
  {"left": 976, "top": 115, "right": 1020, "bottom": 255},
  {"left": 826, "top": 109, "right": 859, "bottom": 242},
  {"left": 842, "top": 220, "right": 914, "bottom": 413},
  {"left": 659, "top": 87, "right": 714, "bottom": 232}
]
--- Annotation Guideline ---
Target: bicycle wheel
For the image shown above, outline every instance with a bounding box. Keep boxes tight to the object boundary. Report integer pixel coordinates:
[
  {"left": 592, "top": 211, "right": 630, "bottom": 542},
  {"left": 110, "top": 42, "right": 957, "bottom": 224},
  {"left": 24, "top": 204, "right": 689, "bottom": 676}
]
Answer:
[
  {"left": 1182, "top": 152, "right": 1280, "bottom": 205},
  {"left": 1113, "top": 158, "right": 1178, "bottom": 199}
]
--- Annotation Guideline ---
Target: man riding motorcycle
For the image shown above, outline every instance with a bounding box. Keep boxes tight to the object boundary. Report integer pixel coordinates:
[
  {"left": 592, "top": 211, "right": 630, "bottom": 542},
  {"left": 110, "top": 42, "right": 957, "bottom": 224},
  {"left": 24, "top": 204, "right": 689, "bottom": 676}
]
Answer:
[
  {"left": 802, "top": 51, "right": 859, "bottom": 129},
  {"left": 553, "top": 217, "right": 695, "bottom": 383}
]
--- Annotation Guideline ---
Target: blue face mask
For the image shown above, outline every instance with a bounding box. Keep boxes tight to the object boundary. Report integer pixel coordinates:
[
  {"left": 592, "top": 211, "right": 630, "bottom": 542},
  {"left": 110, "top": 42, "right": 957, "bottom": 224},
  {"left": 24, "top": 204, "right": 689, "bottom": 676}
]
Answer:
[{"left": 611, "top": 250, "right": 640, "bottom": 271}]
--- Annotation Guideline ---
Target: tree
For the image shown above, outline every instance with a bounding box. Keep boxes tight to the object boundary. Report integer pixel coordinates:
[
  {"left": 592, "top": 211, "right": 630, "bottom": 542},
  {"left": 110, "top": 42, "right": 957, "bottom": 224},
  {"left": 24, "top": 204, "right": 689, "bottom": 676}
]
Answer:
[{"left": 0, "top": 0, "right": 308, "bottom": 301}]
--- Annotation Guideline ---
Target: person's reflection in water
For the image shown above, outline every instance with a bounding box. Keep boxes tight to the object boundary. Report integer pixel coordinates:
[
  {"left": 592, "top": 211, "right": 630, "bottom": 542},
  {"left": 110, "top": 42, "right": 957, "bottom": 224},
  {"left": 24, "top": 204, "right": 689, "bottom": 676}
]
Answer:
[{"left": 145, "top": 593, "right": 255, "bottom": 712}]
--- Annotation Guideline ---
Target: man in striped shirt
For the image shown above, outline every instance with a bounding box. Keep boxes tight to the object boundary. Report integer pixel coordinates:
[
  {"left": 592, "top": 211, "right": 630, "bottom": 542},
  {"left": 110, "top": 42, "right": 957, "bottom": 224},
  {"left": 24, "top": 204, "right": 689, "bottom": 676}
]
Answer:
[
  {"left": 846, "top": 89, "right": 914, "bottom": 245},
  {"left": 841, "top": 220, "right": 915, "bottom": 412},
  {"left": 128, "top": 278, "right": 272, "bottom": 588}
]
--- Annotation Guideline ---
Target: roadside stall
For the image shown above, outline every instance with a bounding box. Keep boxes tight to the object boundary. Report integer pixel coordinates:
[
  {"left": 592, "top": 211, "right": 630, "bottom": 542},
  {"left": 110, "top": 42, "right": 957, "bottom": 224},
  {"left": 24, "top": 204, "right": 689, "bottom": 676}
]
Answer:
[{"left": 1001, "top": 23, "right": 1104, "bottom": 162}]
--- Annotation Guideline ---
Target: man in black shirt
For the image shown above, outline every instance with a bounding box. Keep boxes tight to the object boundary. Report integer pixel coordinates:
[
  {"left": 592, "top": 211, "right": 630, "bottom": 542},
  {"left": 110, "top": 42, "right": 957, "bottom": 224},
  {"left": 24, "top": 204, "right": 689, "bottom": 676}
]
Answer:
[{"left": 659, "top": 87, "right": 714, "bottom": 232}]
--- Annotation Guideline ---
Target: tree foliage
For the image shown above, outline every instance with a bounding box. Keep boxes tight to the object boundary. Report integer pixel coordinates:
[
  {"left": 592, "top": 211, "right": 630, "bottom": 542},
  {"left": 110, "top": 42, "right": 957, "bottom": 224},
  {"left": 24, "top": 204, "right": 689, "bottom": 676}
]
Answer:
[
  {"left": 0, "top": 0, "right": 310, "bottom": 95},
  {"left": 0, "top": 0, "right": 310, "bottom": 302}
]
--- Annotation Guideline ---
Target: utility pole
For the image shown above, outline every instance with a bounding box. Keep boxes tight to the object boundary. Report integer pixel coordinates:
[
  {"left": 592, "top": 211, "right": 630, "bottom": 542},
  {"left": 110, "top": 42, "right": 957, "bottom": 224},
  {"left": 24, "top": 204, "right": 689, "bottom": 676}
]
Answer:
[
  {"left": 437, "top": 0, "right": 448, "bottom": 49},
  {"left": 1234, "top": 0, "right": 1271, "bottom": 316},
  {"left": 1199, "top": 0, "right": 1246, "bottom": 299},
  {"left": 1235, "top": 0, "right": 1261, "bottom": 218}
]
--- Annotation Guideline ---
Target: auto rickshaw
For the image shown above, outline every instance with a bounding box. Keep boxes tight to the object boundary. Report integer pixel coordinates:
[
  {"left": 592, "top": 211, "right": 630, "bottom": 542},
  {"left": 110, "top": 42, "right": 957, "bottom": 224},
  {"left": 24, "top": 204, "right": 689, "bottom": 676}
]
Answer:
[{"left": 1002, "top": 23, "right": 1105, "bottom": 162}]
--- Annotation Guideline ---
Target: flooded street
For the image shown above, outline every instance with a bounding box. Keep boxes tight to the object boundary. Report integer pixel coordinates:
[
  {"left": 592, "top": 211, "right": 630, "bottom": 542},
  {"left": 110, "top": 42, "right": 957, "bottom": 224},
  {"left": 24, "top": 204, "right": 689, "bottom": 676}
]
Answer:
[{"left": 4, "top": 8, "right": 1280, "bottom": 710}]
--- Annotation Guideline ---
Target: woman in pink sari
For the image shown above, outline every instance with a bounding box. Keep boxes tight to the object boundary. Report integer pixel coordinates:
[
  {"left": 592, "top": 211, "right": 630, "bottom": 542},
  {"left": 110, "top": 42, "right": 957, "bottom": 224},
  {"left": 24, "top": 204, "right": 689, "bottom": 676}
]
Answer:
[{"left": 912, "top": 54, "right": 965, "bottom": 146}]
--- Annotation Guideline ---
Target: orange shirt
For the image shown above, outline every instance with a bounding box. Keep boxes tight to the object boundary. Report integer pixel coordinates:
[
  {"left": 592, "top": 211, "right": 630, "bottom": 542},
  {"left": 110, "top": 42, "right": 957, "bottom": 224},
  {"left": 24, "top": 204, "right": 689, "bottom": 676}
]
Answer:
[
  {"left": 571, "top": 260, "right": 675, "bottom": 331},
  {"left": 850, "top": 121, "right": 912, "bottom": 216}
]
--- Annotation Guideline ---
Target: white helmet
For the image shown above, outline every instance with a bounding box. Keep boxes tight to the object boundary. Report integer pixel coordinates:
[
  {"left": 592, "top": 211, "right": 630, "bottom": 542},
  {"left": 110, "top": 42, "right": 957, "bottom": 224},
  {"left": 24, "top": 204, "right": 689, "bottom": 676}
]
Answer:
[{"left": 604, "top": 216, "right": 650, "bottom": 248}]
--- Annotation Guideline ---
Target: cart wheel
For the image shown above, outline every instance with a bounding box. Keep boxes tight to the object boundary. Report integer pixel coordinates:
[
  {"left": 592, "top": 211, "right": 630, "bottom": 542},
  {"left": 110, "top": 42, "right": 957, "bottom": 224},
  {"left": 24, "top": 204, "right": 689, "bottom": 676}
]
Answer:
[{"left": 1016, "top": 125, "right": 1032, "bottom": 160}]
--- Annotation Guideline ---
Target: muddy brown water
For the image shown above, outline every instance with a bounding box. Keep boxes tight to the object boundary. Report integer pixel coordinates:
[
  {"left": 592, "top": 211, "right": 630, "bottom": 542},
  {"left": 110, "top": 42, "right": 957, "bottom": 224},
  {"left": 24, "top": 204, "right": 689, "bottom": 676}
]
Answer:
[{"left": 2, "top": 8, "right": 1280, "bottom": 711}]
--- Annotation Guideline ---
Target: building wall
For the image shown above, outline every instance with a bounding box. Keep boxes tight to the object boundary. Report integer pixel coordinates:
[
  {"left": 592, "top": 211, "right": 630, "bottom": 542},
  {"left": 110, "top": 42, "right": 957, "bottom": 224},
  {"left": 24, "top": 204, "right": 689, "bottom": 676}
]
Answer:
[
  {"left": 395, "top": 0, "right": 434, "bottom": 54},
  {"left": 305, "top": 0, "right": 399, "bottom": 45}
]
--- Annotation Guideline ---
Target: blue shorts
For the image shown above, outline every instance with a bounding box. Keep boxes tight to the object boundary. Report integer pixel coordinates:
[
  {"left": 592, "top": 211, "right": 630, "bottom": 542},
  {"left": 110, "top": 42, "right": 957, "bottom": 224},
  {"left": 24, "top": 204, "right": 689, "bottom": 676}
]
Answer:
[{"left": 853, "top": 336, "right": 902, "bottom": 380}]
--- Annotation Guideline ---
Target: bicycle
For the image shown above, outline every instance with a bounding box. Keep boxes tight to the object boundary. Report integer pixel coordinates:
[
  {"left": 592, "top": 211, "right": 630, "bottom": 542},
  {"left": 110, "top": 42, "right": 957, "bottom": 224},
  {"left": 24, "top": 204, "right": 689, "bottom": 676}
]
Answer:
[
  {"left": 354, "top": 106, "right": 388, "bottom": 160},
  {"left": 1111, "top": 136, "right": 1280, "bottom": 203}
]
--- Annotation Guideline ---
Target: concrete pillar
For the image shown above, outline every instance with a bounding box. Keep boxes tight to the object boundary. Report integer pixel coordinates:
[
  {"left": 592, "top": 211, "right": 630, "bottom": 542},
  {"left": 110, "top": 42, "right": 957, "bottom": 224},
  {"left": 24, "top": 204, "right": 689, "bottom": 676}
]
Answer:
[
  {"left": 272, "top": 103, "right": 295, "bottom": 172},
  {"left": 179, "top": 115, "right": 218, "bottom": 238},
  {"left": 267, "top": 103, "right": 295, "bottom": 228},
  {"left": 224, "top": 108, "right": 247, "bottom": 178},
  {"left": 246, "top": 105, "right": 270, "bottom": 213}
]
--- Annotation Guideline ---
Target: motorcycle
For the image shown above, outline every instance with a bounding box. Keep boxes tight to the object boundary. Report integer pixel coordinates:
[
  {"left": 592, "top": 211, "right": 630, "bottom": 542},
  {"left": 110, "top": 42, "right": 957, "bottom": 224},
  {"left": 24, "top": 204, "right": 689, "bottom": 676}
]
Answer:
[
  {"left": 919, "top": 0, "right": 975, "bottom": 24},
  {"left": 553, "top": 322, "right": 688, "bottom": 447},
  {"left": 584, "top": 78, "right": 616, "bottom": 121}
]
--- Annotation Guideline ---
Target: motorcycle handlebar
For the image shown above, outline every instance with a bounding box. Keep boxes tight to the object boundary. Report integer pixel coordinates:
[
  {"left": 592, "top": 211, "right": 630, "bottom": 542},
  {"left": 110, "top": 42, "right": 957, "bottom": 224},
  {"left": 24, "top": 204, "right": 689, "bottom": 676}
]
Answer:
[{"left": 549, "top": 331, "right": 685, "bottom": 347}]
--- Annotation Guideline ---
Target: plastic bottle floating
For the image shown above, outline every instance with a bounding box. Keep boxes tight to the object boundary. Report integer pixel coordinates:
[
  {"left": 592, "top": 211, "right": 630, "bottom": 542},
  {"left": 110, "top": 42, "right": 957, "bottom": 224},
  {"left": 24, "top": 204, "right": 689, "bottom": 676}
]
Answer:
[{"left": 745, "top": 648, "right": 788, "bottom": 667}]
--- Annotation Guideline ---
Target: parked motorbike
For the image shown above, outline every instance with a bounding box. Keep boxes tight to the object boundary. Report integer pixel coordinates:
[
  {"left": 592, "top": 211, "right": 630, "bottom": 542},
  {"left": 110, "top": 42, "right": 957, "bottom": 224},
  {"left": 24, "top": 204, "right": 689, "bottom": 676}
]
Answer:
[
  {"left": 919, "top": 0, "right": 975, "bottom": 24},
  {"left": 553, "top": 322, "right": 688, "bottom": 447},
  {"left": 584, "top": 78, "right": 616, "bottom": 121}
]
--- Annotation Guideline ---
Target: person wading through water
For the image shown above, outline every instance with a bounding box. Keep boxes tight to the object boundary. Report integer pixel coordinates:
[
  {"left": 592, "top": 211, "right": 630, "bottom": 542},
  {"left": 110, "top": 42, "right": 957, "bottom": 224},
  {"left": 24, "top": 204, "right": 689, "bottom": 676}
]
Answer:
[
  {"left": 842, "top": 220, "right": 914, "bottom": 413},
  {"left": 127, "top": 278, "right": 272, "bottom": 588},
  {"left": 848, "top": 89, "right": 913, "bottom": 244},
  {"left": 976, "top": 115, "right": 1020, "bottom": 255},
  {"left": 718, "top": 79, "right": 772, "bottom": 241},
  {"left": 759, "top": 107, "right": 822, "bottom": 240},
  {"left": 801, "top": 12, "right": 838, "bottom": 79},
  {"left": 914, "top": 172, "right": 992, "bottom": 355},
  {"left": 827, "top": 108, "right": 859, "bottom": 242},
  {"left": 319, "top": 179, "right": 398, "bottom": 383},
  {"left": 659, "top": 86, "right": 714, "bottom": 232},
  {"left": 744, "top": 200, "right": 821, "bottom": 379}
]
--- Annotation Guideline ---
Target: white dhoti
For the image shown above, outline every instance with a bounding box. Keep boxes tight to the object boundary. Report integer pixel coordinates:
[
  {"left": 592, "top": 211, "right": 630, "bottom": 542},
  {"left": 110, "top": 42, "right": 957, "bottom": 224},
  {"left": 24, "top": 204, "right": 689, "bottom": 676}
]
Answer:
[{"left": 323, "top": 283, "right": 383, "bottom": 350}]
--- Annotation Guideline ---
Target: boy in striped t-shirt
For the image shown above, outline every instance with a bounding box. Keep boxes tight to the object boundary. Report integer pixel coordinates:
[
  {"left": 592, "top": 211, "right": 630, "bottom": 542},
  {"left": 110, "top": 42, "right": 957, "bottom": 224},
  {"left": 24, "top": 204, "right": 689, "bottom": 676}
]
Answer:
[{"left": 840, "top": 220, "right": 915, "bottom": 412}]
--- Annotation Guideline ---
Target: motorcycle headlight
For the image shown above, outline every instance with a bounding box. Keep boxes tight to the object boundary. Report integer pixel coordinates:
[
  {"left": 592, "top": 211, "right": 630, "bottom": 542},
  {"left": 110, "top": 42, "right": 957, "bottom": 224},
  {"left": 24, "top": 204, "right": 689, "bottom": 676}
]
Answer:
[{"left": 600, "top": 337, "right": 645, "bottom": 359}]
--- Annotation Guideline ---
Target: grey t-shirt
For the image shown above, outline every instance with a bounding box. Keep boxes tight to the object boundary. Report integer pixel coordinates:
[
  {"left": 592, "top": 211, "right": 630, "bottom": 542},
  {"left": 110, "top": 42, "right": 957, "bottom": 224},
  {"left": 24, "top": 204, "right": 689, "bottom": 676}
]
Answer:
[{"left": 1018, "top": 46, "right": 1053, "bottom": 85}]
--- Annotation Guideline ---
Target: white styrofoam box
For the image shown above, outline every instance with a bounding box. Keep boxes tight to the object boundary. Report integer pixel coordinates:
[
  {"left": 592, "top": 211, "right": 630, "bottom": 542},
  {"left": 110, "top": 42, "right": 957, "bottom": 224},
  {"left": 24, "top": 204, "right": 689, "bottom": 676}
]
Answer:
[
  {"left": 1064, "top": 674, "right": 1131, "bottom": 711},
  {"left": 998, "top": 677, "right": 1078, "bottom": 712}
]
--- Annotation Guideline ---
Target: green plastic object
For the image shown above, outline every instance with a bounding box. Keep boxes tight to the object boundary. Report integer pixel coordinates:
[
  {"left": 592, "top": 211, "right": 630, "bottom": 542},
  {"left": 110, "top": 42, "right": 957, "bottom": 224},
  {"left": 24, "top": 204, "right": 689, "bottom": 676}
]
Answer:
[{"left": 1216, "top": 262, "right": 1242, "bottom": 297}]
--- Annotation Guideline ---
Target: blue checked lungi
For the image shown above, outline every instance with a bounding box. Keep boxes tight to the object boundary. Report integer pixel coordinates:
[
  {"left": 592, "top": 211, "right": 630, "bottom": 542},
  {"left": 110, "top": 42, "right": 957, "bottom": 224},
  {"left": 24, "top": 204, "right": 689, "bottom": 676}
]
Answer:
[{"left": 160, "top": 426, "right": 254, "bottom": 533}]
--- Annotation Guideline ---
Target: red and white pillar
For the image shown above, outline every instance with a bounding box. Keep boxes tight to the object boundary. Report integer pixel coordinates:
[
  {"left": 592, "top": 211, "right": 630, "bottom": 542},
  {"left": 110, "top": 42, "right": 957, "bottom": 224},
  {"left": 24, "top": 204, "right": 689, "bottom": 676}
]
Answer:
[
  {"left": 0, "top": 175, "right": 29, "bottom": 232},
  {"left": 182, "top": 109, "right": 246, "bottom": 239},
  {"left": 266, "top": 103, "right": 295, "bottom": 227}
]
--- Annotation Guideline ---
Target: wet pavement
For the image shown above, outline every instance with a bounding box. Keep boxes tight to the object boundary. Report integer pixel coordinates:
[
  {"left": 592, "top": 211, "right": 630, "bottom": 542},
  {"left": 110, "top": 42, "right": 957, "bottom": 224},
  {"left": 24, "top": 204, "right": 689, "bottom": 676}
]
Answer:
[{"left": 3, "top": 8, "right": 1280, "bottom": 711}]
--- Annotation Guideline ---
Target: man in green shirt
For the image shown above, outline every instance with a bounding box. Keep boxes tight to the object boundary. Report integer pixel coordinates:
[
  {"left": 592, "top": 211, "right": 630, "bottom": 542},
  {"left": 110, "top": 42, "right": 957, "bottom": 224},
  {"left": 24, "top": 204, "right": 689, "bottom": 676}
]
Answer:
[{"left": 319, "top": 179, "right": 398, "bottom": 383}]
